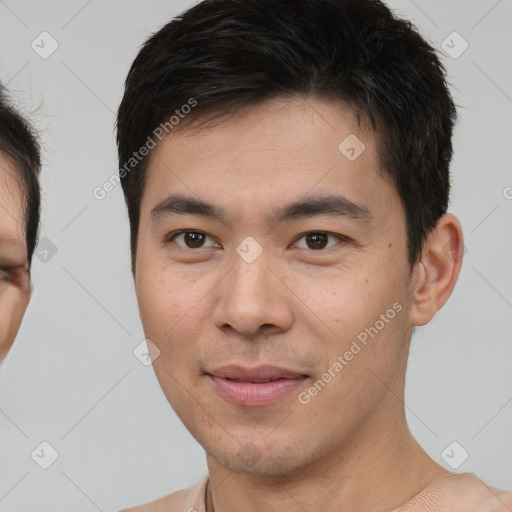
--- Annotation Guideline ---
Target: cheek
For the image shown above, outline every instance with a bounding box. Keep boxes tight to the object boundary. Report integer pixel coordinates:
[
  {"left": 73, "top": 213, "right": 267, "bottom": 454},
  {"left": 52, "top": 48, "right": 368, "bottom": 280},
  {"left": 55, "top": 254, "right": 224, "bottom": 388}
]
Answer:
[
  {"left": 294, "top": 263, "right": 402, "bottom": 330},
  {"left": 0, "top": 313, "right": 10, "bottom": 358},
  {"left": 289, "top": 260, "right": 409, "bottom": 383},
  {"left": 136, "top": 272, "right": 180, "bottom": 337},
  {"left": 134, "top": 264, "right": 209, "bottom": 357},
  {"left": 0, "top": 290, "right": 30, "bottom": 359},
  {"left": 135, "top": 267, "right": 210, "bottom": 414}
]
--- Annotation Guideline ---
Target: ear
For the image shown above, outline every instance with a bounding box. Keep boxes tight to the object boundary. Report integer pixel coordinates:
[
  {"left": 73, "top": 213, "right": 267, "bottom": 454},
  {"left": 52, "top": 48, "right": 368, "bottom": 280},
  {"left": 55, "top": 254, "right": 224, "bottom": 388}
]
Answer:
[{"left": 409, "top": 214, "right": 464, "bottom": 327}]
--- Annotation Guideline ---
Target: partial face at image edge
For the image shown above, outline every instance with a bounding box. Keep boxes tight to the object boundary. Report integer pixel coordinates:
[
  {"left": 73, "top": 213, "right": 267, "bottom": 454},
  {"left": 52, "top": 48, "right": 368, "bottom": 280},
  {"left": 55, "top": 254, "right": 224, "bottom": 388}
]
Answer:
[{"left": 0, "top": 152, "right": 32, "bottom": 361}]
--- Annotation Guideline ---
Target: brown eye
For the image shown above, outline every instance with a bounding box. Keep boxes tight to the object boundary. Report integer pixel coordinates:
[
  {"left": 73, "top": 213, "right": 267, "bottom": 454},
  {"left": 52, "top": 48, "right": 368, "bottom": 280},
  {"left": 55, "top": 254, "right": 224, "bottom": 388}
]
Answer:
[
  {"left": 0, "top": 266, "right": 30, "bottom": 289},
  {"left": 184, "top": 231, "right": 206, "bottom": 248},
  {"left": 171, "top": 231, "right": 218, "bottom": 249},
  {"left": 294, "top": 231, "right": 345, "bottom": 251},
  {"left": 305, "top": 232, "right": 328, "bottom": 249},
  {"left": 0, "top": 267, "right": 11, "bottom": 281}
]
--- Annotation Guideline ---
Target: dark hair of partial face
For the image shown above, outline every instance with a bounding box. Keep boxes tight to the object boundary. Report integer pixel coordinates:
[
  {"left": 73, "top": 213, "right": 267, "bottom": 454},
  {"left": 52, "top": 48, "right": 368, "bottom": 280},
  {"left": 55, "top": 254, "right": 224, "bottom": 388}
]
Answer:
[
  {"left": 0, "top": 84, "right": 41, "bottom": 267},
  {"left": 117, "top": 0, "right": 457, "bottom": 272}
]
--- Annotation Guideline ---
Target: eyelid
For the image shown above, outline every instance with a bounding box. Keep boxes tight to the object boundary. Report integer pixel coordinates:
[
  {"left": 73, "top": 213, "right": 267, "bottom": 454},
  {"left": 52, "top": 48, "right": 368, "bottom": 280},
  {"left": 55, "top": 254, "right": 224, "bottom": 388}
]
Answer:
[
  {"left": 0, "top": 265, "right": 29, "bottom": 287},
  {"left": 291, "top": 231, "right": 350, "bottom": 250},
  {"left": 167, "top": 230, "right": 220, "bottom": 248},
  {"left": 165, "top": 229, "right": 350, "bottom": 251}
]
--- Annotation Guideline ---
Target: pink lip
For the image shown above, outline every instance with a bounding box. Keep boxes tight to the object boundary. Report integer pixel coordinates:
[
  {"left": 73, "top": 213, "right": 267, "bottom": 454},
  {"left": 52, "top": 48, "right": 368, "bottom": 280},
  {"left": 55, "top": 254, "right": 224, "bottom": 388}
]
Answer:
[{"left": 207, "top": 365, "right": 307, "bottom": 406}]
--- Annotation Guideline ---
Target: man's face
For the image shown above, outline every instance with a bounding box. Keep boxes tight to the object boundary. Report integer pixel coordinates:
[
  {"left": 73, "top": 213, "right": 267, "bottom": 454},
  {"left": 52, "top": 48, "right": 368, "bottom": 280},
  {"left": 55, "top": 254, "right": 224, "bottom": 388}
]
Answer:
[
  {"left": 135, "top": 97, "right": 416, "bottom": 475},
  {"left": 0, "top": 152, "right": 31, "bottom": 360}
]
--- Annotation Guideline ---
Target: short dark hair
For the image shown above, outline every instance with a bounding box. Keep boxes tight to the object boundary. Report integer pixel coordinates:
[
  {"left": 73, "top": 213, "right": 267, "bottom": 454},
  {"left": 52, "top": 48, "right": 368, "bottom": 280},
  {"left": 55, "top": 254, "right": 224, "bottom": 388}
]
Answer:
[
  {"left": 117, "top": 0, "right": 457, "bottom": 271},
  {"left": 0, "top": 83, "right": 41, "bottom": 266}
]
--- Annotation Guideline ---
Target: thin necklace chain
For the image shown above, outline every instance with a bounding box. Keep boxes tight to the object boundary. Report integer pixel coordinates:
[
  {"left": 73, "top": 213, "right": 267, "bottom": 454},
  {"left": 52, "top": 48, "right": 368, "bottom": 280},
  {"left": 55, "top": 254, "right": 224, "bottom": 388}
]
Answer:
[{"left": 206, "top": 480, "right": 214, "bottom": 512}]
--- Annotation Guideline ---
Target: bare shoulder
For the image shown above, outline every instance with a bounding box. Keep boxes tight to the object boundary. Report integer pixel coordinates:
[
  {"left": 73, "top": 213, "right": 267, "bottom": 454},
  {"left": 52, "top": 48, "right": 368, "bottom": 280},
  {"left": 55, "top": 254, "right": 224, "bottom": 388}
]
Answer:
[
  {"left": 462, "top": 474, "right": 512, "bottom": 511},
  {"left": 392, "top": 473, "right": 512, "bottom": 512},
  {"left": 119, "top": 476, "right": 208, "bottom": 512},
  {"left": 120, "top": 488, "right": 189, "bottom": 512},
  {"left": 482, "top": 485, "right": 512, "bottom": 511}
]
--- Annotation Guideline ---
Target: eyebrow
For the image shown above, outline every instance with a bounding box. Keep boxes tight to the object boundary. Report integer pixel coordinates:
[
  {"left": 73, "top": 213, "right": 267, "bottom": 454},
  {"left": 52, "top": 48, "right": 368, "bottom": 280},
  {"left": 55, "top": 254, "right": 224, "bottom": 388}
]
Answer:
[{"left": 150, "top": 193, "right": 371, "bottom": 225}]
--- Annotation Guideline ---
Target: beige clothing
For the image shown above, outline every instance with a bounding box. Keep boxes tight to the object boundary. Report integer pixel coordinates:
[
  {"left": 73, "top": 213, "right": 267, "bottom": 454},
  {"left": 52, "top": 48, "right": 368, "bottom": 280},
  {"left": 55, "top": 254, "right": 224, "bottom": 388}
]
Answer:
[{"left": 123, "top": 472, "right": 512, "bottom": 512}]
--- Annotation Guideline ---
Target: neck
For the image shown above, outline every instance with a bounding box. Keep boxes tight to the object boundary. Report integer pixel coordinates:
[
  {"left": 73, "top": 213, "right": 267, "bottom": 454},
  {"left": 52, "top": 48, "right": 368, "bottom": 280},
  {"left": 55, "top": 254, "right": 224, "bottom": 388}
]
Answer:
[{"left": 206, "top": 403, "right": 452, "bottom": 512}]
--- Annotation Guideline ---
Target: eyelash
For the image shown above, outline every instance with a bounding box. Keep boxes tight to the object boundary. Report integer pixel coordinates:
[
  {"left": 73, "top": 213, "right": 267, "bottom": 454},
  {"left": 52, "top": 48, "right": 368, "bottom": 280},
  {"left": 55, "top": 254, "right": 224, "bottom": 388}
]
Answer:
[
  {"left": 0, "top": 265, "right": 29, "bottom": 288},
  {"left": 166, "top": 230, "right": 348, "bottom": 251}
]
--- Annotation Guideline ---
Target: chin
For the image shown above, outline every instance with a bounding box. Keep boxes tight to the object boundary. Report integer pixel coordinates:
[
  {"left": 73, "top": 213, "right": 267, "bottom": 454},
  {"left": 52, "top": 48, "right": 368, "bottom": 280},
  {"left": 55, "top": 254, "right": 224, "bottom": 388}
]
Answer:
[
  {"left": 207, "top": 439, "right": 314, "bottom": 477},
  {"left": 216, "top": 456, "right": 301, "bottom": 477}
]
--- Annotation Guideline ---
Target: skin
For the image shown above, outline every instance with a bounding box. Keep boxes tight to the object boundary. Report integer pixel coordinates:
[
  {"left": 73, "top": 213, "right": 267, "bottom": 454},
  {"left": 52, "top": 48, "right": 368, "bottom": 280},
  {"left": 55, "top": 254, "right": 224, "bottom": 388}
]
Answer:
[
  {"left": 0, "top": 152, "right": 31, "bottom": 361},
  {"left": 132, "top": 96, "right": 464, "bottom": 512}
]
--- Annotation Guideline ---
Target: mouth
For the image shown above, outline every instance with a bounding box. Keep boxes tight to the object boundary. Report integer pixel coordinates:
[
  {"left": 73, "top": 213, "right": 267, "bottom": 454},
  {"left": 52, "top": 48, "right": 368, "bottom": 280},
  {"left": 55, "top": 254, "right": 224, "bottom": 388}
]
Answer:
[{"left": 206, "top": 365, "right": 308, "bottom": 406}]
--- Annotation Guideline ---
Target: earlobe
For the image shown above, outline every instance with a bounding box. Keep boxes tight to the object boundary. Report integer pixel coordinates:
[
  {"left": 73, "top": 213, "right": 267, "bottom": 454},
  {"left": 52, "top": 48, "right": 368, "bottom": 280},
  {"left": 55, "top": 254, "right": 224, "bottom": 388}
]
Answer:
[{"left": 409, "top": 214, "right": 464, "bottom": 327}]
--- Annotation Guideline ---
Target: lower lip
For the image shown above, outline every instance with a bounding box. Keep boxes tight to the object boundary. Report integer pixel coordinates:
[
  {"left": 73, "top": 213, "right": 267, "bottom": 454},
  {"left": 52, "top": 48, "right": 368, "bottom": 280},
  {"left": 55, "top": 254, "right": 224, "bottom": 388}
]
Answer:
[{"left": 209, "top": 375, "right": 307, "bottom": 406}]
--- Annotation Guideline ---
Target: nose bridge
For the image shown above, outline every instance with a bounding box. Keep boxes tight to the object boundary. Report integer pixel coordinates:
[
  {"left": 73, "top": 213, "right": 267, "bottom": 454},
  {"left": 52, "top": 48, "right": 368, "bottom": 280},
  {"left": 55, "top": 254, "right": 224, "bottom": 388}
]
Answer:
[
  {"left": 228, "top": 243, "right": 276, "bottom": 306},
  {"left": 213, "top": 240, "right": 293, "bottom": 335}
]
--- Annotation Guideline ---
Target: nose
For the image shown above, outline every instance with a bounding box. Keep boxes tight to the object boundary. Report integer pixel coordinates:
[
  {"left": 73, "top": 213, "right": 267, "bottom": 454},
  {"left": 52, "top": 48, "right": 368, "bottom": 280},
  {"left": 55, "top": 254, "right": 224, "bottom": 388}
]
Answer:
[{"left": 211, "top": 246, "right": 294, "bottom": 338}]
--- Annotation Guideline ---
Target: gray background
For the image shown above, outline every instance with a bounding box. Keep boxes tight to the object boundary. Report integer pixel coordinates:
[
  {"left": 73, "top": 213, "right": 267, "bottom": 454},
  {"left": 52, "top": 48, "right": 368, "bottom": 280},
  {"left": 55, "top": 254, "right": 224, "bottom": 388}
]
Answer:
[{"left": 0, "top": 0, "right": 511, "bottom": 510}]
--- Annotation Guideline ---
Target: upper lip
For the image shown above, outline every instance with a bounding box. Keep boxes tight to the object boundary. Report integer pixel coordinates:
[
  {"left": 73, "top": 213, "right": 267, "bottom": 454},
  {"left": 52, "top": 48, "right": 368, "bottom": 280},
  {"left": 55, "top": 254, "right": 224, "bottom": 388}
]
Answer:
[{"left": 207, "top": 365, "right": 307, "bottom": 382}]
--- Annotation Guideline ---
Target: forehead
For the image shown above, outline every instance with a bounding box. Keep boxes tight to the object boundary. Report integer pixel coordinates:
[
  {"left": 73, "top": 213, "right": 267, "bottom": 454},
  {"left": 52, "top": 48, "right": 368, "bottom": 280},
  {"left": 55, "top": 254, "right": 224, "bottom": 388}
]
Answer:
[
  {"left": 0, "top": 151, "right": 26, "bottom": 246},
  {"left": 152, "top": 96, "right": 374, "bottom": 169},
  {"left": 142, "top": 96, "right": 399, "bottom": 219}
]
